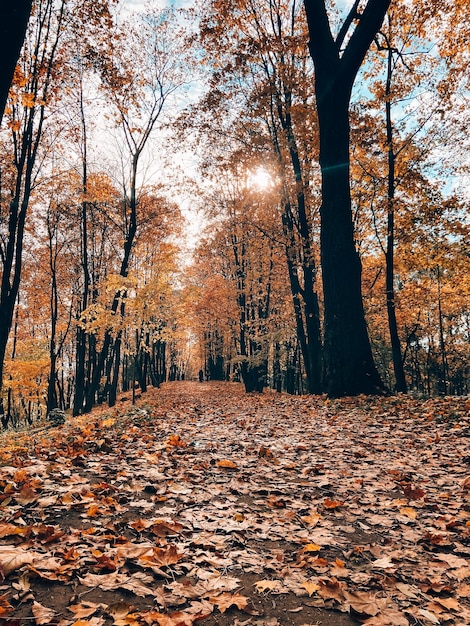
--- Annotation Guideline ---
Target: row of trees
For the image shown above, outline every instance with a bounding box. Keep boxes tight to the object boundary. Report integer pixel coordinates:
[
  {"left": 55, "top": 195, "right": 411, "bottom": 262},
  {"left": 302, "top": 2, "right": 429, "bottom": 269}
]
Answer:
[
  {"left": 0, "top": 0, "right": 468, "bottom": 427},
  {"left": 0, "top": 0, "right": 190, "bottom": 426},
  {"left": 183, "top": 0, "right": 469, "bottom": 396}
]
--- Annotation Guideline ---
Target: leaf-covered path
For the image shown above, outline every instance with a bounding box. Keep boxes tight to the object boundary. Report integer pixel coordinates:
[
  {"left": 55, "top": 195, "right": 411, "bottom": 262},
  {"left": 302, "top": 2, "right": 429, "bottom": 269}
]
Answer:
[{"left": 0, "top": 382, "right": 469, "bottom": 625}]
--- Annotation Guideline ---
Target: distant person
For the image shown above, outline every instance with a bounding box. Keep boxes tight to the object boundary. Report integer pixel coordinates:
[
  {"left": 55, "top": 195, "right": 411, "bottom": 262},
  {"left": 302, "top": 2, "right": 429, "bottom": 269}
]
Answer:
[{"left": 198, "top": 369, "right": 204, "bottom": 383}]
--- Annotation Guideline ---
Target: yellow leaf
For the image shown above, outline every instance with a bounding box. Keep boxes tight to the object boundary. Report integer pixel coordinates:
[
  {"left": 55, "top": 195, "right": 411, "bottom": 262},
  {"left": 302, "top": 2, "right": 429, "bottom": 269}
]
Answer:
[
  {"left": 400, "top": 507, "right": 417, "bottom": 519},
  {"left": 301, "top": 513, "right": 321, "bottom": 526},
  {"left": 302, "top": 580, "right": 319, "bottom": 596},
  {"left": 303, "top": 543, "right": 321, "bottom": 552}
]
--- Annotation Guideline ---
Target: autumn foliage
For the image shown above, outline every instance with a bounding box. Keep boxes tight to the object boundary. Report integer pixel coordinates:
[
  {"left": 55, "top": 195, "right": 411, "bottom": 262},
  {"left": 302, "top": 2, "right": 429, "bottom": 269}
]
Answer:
[{"left": 0, "top": 0, "right": 469, "bottom": 425}]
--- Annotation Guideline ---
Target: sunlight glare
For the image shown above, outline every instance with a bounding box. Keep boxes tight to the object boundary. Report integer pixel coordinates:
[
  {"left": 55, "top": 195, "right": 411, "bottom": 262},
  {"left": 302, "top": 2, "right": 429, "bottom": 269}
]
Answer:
[{"left": 247, "top": 167, "right": 273, "bottom": 191}]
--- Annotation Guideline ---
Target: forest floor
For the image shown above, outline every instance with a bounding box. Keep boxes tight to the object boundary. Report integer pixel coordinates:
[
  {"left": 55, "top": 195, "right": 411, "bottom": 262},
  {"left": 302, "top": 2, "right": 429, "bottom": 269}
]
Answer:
[{"left": 0, "top": 382, "right": 469, "bottom": 626}]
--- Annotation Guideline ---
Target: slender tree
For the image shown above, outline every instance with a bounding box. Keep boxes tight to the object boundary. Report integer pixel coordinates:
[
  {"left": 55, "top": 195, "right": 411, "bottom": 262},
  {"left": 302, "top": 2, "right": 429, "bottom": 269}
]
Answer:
[{"left": 303, "top": 0, "right": 390, "bottom": 396}]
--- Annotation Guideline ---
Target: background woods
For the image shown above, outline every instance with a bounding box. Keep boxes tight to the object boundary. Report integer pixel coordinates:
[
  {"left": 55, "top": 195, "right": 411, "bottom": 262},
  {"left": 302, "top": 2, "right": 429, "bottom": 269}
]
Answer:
[{"left": 0, "top": 0, "right": 469, "bottom": 426}]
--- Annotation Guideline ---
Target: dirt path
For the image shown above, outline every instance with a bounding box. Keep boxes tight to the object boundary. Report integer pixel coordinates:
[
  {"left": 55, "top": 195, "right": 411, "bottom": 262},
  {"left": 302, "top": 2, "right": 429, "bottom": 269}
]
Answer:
[{"left": 0, "top": 381, "right": 469, "bottom": 625}]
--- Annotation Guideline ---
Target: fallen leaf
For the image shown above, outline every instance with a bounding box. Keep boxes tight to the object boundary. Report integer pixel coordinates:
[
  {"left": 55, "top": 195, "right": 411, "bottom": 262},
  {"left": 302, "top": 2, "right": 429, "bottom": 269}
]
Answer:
[
  {"left": 0, "top": 545, "right": 34, "bottom": 576},
  {"left": 31, "top": 600, "right": 56, "bottom": 624},
  {"left": 303, "top": 543, "right": 321, "bottom": 553},
  {"left": 209, "top": 592, "right": 248, "bottom": 613},
  {"left": 217, "top": 459, "right": 237, "bottom": 469},
  {"left": 399, "top": 506, "right": 417, "bottom": 519},
  {"left": 323, "top": 498, "right": 343, "bottom": 509},
  {"left": 69, "top": 601, "right": 101, "bottom": 618},
  {"left": 302, "top": 580, "right": 319, "bottom": 596},
  {"left": 254, "top": 580, "right": 282, "bottom": 593}
]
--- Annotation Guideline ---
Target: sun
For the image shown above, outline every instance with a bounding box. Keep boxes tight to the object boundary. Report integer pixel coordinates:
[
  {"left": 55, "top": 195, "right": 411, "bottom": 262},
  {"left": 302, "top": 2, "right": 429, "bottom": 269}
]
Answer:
[{"left": 247, "top": 167, "right": 273, "bottom": 191}]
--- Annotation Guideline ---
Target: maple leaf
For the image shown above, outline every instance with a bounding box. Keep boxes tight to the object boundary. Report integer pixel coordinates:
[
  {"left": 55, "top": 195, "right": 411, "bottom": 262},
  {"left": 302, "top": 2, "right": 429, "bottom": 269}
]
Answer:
[
  {"left": 209, "top": 592, "right": 248, "bottom": 613},
  {"left": 145, "top": 545, "right": 183, "bottom": 567},
  {"left": 79, "top": 572, "right": 155, "bottom": 596},
  {"left": 317, "top": 577, "right": 345, "bottom": 603},
  {"left": 302, "top": 580, "right": 320, "bottom": 596},
  {"left": 344, "top": 590, "right": 385, "bottom": 618}
]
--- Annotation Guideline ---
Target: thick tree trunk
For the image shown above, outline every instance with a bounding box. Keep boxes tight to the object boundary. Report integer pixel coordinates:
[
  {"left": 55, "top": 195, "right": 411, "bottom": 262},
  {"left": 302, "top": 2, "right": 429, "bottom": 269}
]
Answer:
[
  {"left": 0, "top": 0, "right": 32, "bottom": 123},
  {"left": 317, "top": 92, "right": 383, "bottom": 396},
  {"left": 304, "top": 0, "right": 391, "bottom": 396}
]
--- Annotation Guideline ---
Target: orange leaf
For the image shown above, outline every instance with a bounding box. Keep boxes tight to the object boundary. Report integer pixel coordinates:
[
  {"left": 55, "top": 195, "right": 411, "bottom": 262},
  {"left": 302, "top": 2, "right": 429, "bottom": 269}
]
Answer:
[
  {"left": 217, "top": 459, "right": 237, "bottom": 469},
  {"left": 167, "top": 435, "right": 187, "bottom": 448},
  {"left": 303, "top": 543, "right": 321, "bottom": 552},
  {"left": 323, "top": 498, "right": 343, "bottom": 509}
]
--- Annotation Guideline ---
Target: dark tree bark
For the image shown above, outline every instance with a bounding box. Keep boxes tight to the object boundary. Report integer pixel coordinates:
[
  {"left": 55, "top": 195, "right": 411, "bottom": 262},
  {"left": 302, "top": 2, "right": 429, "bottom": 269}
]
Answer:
[
  {"left": 304, "top": 0, "right": 390, "bottom": 396},
  {"left": 383, "top": 42, "right": 407, "bottom": 393},
  {"left": 0, "top": 0, "right": 33, "bottom": 124}
]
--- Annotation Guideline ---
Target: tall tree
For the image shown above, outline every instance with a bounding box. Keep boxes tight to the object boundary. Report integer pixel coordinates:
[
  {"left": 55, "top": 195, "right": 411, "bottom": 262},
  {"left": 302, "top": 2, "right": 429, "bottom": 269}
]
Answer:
[
  {"left": 196, "top": 0, "right": 323, "bottom": 393},
  {"left": 82, "top": 6, "right": 186, "bottom": 411},
  {"left": 0, "top": 0, "right": 66, "bottom": 421},
  {"left": 0, "top": 0, "right": 33, "bottom": 124},
  {"left": 303, "top": 0, "right": 390, "bottom": 396}
]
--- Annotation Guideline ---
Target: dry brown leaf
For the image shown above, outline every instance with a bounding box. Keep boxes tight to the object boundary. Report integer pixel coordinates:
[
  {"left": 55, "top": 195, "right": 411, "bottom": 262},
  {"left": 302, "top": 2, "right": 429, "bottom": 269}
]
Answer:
[
  {"left": 0, "top": 523, "right": 29, "bottom": 538},
  {"left": 302, "top": 543, "right": 321, "bottom": 552},
  {"left": 209, "top": 592, "right": 248, "bottom": 613},
  {"left": 399, "top": 506, "right": 417, "bottom": 519},
  {"left": 317, "top": 578, "right": 345, "bottom": 603},
  {"left": 323, "top": 498, "right": 343, "bottom": 509},
  {"left": 362, "top": 608, "right": 409, "bottom": 626},
  {"left": 31, "top": 600, "right": 56, "bottom": 625},
  {"left": 0, "top": 545, "right": 34, "bottom": 575},
  {"left": 105, "top": 600, "right": 136, "bottom": 619},
  {"left": 254, "top": 580, "right": 282, "bottom": 593},
  {"left": 69, "top": 601, "right": 101, "bottom": 618},
  {"left": 344, "top": 590, "right": 383, "bottom": 617},
  {"left": 434, "top": 596, "right": 460, "bottom": 611},
  {"left": 300, "top": 512, "right": 321, "bottom": 526}
]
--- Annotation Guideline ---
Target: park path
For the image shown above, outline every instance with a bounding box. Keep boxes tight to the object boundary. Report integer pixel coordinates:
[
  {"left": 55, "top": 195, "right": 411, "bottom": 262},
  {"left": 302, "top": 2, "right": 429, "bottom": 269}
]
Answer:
[{"left": 0, "top": 381, "right": 469, "bottom": 625}]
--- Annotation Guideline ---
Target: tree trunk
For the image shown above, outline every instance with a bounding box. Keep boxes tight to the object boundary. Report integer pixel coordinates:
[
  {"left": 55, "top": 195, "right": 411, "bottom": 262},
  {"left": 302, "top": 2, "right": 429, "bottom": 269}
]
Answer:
[
  {"left": 0, "top": 0, "right": 32, "bottom": 123},
  {"left": 317, "top": 92, "right": 383, "bottom": 396},
  {"left": 304, "top": 0, "right": 391, "bottom": 396},
  {"left": 384, "top": 45, "right": 407, "bottom": 393}
]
